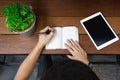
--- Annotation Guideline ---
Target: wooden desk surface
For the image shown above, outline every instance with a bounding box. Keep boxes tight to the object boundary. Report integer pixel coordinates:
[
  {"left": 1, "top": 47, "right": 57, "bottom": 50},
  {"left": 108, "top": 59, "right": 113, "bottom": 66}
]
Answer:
[{"left": 0, "top": 0, "right": 120, "bottom": 54}]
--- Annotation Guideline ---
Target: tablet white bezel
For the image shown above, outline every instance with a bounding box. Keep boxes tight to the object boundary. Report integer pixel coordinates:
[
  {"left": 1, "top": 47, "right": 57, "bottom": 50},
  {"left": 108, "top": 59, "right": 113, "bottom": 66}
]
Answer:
[{"left": 80, "top": 12, "right": 119, "bottom": 50}]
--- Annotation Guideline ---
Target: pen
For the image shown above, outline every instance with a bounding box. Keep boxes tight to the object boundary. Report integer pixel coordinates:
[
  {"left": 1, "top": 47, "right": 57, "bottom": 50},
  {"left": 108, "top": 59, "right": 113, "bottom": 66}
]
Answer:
[
  {"left": 37, "top": 29, "right": 51, "bottom": 35},
  {"left": 37, "top": 32, "right": 47, "bottom": 34}
]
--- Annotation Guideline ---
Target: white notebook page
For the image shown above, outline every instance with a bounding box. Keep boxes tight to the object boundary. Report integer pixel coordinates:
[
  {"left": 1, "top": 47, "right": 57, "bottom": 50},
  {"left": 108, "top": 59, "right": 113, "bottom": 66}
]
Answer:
[
  {"left": 62, "top": 26, "right": 79, "bottom": 49},
  {"left": 46, "top": 27, "right": 62, "bottom": 49}
]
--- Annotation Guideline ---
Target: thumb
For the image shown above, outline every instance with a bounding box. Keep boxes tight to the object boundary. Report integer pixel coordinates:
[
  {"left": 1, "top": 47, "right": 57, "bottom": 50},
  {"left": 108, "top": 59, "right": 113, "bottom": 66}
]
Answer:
[{"left": 67, "top": 55, "right": 74, "bottom": 60}]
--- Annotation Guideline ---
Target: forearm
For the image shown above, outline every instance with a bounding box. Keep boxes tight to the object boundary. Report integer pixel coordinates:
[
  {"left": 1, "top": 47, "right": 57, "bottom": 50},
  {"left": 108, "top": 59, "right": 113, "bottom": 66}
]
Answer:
[
  {"left": 14, "top": 26, "right": 54, "bottom": 80},
  {"left": 14, "top": 42, "right": 44, "bottom": 80}
]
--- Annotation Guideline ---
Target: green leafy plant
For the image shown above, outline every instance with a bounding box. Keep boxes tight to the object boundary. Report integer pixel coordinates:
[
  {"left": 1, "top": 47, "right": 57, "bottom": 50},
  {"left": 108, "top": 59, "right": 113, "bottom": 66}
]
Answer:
[{"left": 2, "top": 2, "right": 34, "bottom": 32}]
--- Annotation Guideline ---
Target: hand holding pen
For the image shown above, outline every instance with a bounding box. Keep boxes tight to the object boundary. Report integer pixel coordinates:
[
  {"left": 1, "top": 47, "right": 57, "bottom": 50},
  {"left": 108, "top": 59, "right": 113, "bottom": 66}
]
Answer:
[
  {"left": 38, "top": 29, "right": 51, "bottom": 35},
  {"left": 37, "top": 26, "right": 55, "bottom": 46}
]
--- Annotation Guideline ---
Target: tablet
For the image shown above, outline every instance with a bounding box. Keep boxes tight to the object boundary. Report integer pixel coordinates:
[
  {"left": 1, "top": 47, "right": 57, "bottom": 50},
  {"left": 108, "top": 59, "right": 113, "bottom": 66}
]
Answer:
[{"left": 80, "top": 12, "right": 119, "bottom": 50}]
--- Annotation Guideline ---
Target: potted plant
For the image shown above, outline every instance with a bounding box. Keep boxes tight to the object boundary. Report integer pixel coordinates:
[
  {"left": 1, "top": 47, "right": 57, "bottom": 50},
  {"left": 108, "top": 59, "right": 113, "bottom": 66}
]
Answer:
[{"left": 2, "top": 2, "right": 36, "bottom": 36}]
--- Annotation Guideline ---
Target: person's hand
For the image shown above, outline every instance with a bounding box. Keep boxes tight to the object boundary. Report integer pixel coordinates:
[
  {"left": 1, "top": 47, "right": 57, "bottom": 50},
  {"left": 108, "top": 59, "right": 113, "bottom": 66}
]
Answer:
[
  {"left": 38, "top": 26, "right": 55, "bottom": 47},
  {"left": 65, "top": 39, "right": 89, "bottom": 65}
]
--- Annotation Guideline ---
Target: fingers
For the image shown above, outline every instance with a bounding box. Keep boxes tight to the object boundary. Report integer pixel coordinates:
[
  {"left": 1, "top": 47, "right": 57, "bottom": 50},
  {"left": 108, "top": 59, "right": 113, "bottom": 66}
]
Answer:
[
  {"left": 38, "top": 26, "right": 55, "bottom": 45},
  {"left": 47, "top": 30, "right": 54, "bottom": 40},
  {"left": 65, "top": 43, "right": 74, "bottom": 54},
  {"left": 39, "top": 26, "right": 55, "bottom": 38},
  {"left": 40, "top": 26, "right": 55, "bottom": 33},
  {"left": 40, "top": 26, "right": 50, "bottom": 32},
  {"left": 65, "top": 39, "right": 86, "bottom": 55},
  {"left": 75, "top": 41, "right": 87, "bottom": 56},
  {"left": 75, "top": 40, "right": 81, "bottom": 49},
  {"left": 69, "top": 39, "right": 81, "bottom": 51},
  {"left": 65, "top": 40, "right": 75, "bottom": 51},
  {"left": 67, "top": 55, "right": 74, "bottom": 60},
  {"left": 65, "top": 39, "right": 80, "bottom": 54}
]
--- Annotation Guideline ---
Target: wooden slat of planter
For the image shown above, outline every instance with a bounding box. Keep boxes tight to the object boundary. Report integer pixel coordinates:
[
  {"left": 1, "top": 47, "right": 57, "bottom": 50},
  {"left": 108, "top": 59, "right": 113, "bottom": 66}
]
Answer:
[
  {"left": 1, "top": 17, "right": 120, "bottom": 34},
  {"left": 0, "top": 34, "right": 120, "bottom": 54}
]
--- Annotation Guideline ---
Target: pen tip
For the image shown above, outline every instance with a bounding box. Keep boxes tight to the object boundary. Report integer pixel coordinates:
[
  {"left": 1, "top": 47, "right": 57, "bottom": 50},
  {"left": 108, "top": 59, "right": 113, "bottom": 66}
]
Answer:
[{"left": 46, "top": 29, "right": 51, "bottom": 34}]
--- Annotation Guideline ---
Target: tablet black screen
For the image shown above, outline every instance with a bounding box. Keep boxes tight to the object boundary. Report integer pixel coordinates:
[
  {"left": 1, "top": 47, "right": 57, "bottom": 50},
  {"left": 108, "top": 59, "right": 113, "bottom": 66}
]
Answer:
[{"left": 83, "top": 15, "right": 116, "bottom": 46}]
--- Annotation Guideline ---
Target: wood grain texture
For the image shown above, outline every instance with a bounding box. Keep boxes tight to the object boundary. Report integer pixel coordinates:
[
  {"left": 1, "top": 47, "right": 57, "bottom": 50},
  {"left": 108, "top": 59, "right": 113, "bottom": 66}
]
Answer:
[
  {"left": 0, "top": 0, "right": 120, "bottom": 17},
  {"left": 36, "top": 16, "right": 120, "bottom": 34},
  {"left": 0, "top": 34, "right": 38, "bottom": 54},
  {"left": 0, "top": 17, "right": 13, "bottom": 34},
  {"left": 0, "top": 34, "right": 120, "bottom": 54},
  {"left": 33, "top": 0, "right": 120, "bottom": 17},
  {"left": 0, "top": 0, "right": 120, "bottom": 55},
  {"left": 1, "top": 17, "right": 120, "bottom": 34}
]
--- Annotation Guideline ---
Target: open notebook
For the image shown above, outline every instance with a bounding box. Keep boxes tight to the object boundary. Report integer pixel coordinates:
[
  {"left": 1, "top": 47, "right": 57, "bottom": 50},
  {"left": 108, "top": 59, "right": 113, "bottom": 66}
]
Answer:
[{"left": 46, "top": 26, "right": 79, "bottom": 49}]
